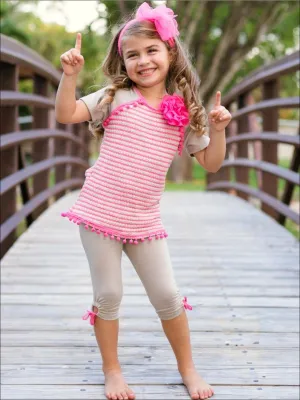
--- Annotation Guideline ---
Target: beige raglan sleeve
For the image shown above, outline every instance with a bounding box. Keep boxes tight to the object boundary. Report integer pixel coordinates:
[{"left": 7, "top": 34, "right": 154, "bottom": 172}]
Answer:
[
  {"left": 173, "top": 89, "right": 211, "bottom": 157},
  {"left": 79, "top": 86, "right": 110, "bottom": 122},
  {"left": 184, "top": 126, "right": 210, "bottom": 157}
]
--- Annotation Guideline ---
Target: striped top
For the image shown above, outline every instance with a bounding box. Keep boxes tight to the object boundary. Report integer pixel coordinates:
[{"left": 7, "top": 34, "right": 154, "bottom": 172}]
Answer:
[{"left": 61, "top": 86, "right": 210, "bottom": 244}]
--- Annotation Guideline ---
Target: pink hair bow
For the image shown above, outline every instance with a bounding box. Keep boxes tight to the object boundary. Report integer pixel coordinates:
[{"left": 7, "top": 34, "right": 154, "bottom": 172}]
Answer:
[
  {"left": 183, "top": 296, "right": 193, "bottom": 311},
  {"left": 118, "top": 2, "right": 179, "bottom": 55},
  {"left": 82, "top": 310, "right": 97, "bottom": 325}
]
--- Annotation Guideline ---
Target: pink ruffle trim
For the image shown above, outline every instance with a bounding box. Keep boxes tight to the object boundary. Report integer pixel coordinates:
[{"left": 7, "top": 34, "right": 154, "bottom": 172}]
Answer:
[
  {"left": 61, "top": 212, "right": 168, "bottom": 244},
  {"left": 177, "top": 126, "right": 185, "bottom": 156},
  {"left": 82, "top": 297, "right": 192, "bottom": 325}
]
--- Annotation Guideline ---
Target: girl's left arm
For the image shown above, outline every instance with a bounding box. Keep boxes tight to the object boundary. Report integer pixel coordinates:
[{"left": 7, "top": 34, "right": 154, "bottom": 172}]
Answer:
[{"left": 193, "top": 91, "right": 231, "bottom": 173}]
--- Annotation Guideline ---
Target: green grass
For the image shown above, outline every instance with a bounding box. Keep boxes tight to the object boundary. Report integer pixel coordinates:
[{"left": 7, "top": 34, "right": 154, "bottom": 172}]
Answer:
[
  {"left": 165, "top": 159, "right": 206, "bottom": 191},
  {"left": 285, "top": 219, "right": 299, "bottom": 240},
  {"left": 165, "top": 180, "right": 205, "bottom": 191},
  {"left": 16, "top": 219, "right": 26, "bottom": 238}
]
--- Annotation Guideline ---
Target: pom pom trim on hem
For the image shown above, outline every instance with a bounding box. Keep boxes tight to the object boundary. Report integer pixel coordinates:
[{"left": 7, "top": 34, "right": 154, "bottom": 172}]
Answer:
[{"left": 61, "top": 212, "right": 168, "bottom": 244}]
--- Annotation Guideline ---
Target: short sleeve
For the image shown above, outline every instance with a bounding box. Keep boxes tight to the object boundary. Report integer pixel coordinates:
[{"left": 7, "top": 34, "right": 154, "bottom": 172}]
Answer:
[
  {"left": 79, "top": 87, "right": 110, "bottom": 122},
  {"left": 184, "top": 127, "right": 210, "bottom": 157}
]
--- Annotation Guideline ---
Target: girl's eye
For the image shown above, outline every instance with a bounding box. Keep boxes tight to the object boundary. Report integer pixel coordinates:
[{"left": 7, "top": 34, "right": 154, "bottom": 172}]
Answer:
[{"left": 127, "top": 49, "right": 156, "bottom": 59}]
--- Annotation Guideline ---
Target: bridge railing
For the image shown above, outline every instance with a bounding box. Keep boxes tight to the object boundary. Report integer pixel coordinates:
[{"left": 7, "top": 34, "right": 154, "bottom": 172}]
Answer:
[
  {"left": 207, "top": 51, "right": 300, "bottom": 228},
  {"left": 0, "top": 34, "right": 90, "bottom": 258}
]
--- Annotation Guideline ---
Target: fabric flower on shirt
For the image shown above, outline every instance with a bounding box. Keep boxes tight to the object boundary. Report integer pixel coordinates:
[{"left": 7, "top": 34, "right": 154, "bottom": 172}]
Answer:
[{"left": 160, "top": 95, "right": 189, "bottom": 127}]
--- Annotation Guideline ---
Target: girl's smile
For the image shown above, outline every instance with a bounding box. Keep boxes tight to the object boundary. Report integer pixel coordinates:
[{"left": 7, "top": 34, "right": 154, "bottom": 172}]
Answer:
[{"left": 138, "top": 68, "right": 157, "bottom": 76}]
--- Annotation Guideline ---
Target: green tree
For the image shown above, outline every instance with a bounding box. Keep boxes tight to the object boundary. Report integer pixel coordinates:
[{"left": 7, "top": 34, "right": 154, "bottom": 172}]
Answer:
[
  {"left": 0, "top": 0, "right": 108, "bottom": 90},
  {"left": 101, "top": 0, "right": 299, "bottom": 106},
  {"left": 0, "top": 0, "right": 38, "bottom": 43}
]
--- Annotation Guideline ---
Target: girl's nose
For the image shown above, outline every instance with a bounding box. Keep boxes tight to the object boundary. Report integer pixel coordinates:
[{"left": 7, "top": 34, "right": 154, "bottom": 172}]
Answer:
[{"left": 138, "top": 55, "right": 150, "bottom": 66}]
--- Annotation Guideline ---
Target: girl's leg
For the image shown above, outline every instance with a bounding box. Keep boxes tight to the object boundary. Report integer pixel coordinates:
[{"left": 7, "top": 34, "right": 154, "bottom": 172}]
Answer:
[
  {"left": 124, "top": 239, "right": 214, "bottom": 400},
  {"left": 160, "top": 311, "right": 214, "bottom": 400},
  {"left": 79, "top": 226, "right": 135, "bottom": 400}
]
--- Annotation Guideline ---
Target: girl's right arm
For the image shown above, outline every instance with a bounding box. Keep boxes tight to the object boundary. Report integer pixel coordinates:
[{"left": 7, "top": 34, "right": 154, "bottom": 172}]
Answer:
[{"left": 55, "top": 33, "right": 91, "bottom": 124}]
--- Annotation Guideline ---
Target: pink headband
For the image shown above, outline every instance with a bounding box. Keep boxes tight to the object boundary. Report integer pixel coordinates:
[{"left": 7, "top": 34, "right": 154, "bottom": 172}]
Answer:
[{"left": 118, "top": 2, "right": 179, "bottom": 56}]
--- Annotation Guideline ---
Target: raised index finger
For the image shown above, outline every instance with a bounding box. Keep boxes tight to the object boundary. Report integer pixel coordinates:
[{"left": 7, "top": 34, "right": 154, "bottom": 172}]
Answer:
[
  {"left": 75, "top": 33, "right": 81, "bottom": 52},
  {"left": 215, "top": 91, "right": 221, "bottom": 107}
]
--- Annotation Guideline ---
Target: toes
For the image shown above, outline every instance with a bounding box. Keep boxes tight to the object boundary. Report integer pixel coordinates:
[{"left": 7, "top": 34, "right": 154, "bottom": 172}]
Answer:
[
  {"left": 191, "top": 392, "right": 200, "bottom": 400},
  {"left": 121, "top": 391, "right": 128, "bottom": 400},
  {"left": 109, "top": 391, "right": 128, "bottom": 400},
  {"left": 199, "top": 390, "right": 209, "bottom": 399},
  {"left": 105, "top": 393, "right": 111, "bottom": 400},
  {"left": 127, "top": 390, "right": 136, "bottom": 399}
]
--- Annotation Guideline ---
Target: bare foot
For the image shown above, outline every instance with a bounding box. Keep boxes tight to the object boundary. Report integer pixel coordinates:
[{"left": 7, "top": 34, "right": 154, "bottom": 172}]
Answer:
[
  {"left": 180, "top": 367, "right": 214, "bottom": 400},
  {"left": 104, "top": 368, "right": 135, "bottom": 400}
]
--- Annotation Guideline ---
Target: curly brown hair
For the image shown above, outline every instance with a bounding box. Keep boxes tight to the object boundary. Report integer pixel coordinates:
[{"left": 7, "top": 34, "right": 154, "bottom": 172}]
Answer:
[{"left": 88, "top": 19, "right": 208, "bottom": 140}]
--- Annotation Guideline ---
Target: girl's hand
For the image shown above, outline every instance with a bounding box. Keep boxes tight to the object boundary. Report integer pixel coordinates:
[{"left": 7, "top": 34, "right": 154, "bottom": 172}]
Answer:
[
  {"left": 60, "top": 33, "right": 85, "bottom": 76},
  {"left": 208, "top": 91, "right": 232, "bottom": 132}
]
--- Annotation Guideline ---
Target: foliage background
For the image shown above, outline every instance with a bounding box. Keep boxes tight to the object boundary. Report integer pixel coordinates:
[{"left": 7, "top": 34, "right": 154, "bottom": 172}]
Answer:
[{"left": 1, "top": 0, "right": 299, "bottom": 111}]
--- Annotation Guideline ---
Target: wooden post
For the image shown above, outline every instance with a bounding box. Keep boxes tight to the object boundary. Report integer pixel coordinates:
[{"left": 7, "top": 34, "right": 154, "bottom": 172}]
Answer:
[
  {"left": 236, "top": 93, "right": 249, "bottom": 200},
  {"left": 71, "top": 123, "right": 83, "bottom": 179},
  {"left": 18, "top": 146, "right": 33, "bottom": 227},
  {"left": 0, "top": 62, "right": 18, "bottom": 257},
  {"left": 32, "top": 75, "right": 50, "bottom": 218},
  {"left": 82, "top": 123, "right": 90, "bottom": 162},
  {"left": 54, "top": 121, "right": 68, "bottom": 200},
  {"left": 218, "top": 102, "right": 232, "bottom": 189},
  {"left": 278, "top": 132, "right": 300, "bottom": 225},
  {"left": 262, "top": 79, "right": 278, "bottom": 219}
]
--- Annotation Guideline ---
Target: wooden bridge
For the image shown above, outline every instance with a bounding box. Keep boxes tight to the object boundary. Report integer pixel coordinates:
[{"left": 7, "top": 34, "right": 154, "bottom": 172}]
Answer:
[
  {"left": 1, "top": 35, "right": 299, "bottom": 400},
  {"left": 1, "top": 191, "right": 299, "bottom": 399}
]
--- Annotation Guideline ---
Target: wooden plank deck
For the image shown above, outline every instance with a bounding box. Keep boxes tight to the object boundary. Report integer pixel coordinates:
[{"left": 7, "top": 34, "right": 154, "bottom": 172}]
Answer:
[{"left": 1, "top": 191, "right": 299, "bottom": 400}]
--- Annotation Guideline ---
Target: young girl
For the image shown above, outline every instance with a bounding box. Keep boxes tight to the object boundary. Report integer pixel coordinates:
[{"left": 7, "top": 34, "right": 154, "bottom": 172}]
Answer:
[{"left": 56, "top": 3, "right": 231, "bottom": 400}]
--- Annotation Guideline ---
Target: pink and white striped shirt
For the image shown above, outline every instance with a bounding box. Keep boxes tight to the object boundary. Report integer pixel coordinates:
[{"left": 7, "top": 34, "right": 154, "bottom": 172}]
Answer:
[{"left": 61, "top": 86, "right": 210, "bottom": 244}]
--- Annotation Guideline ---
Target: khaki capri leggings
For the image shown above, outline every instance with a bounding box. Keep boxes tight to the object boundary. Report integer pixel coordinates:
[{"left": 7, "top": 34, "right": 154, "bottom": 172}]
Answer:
[{"left": 79, "top": 225, "right": 185, "bottom": 320}]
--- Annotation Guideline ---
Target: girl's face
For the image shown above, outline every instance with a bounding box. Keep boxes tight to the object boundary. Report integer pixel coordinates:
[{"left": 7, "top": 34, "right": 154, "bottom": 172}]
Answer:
[{"left": 122, "top": 36, "right": 172, "bottom": 89}]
